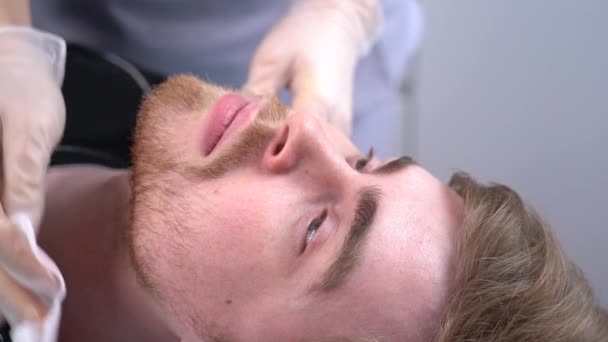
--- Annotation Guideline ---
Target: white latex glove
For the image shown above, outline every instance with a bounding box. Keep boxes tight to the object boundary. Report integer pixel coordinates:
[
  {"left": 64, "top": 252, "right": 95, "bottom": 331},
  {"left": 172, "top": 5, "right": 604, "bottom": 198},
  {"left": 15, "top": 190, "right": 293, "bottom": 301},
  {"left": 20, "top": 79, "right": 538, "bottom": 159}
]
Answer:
[
  {"left": 0, "top": 26, "right": 66, "bottom": 332},
  {"left": 245, "top": 0, "right": 383, "bottom": 135}
]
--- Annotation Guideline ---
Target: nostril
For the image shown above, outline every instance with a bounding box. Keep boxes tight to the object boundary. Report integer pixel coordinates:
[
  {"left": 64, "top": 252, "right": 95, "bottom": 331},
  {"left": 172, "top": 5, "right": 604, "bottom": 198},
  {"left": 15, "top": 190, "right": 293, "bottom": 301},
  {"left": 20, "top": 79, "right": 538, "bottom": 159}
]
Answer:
[
  {"left": 272, "top": 126, "right": 289, "bottom": 156},
  {"left": 264, "top": 125, "right": 295, "bottom": 172},
  {"left": 273, "top": 142, "right": 285, "bottom": 156}
]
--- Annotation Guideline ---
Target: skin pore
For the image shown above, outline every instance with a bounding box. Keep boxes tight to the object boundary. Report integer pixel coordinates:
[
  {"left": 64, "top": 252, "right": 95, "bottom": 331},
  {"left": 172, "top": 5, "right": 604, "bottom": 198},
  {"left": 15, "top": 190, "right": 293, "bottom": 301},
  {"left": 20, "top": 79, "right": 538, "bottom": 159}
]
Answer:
[{"left": 37, "top": 75, "right": 464, "bottom": 342}]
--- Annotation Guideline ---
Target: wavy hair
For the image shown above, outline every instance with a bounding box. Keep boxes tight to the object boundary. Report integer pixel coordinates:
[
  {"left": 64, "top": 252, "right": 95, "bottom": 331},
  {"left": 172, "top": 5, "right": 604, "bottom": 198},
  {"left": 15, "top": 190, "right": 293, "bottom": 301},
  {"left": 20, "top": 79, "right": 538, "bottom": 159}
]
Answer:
[{"left": 433, "top": 172, "right": 608, "bottom": 341}]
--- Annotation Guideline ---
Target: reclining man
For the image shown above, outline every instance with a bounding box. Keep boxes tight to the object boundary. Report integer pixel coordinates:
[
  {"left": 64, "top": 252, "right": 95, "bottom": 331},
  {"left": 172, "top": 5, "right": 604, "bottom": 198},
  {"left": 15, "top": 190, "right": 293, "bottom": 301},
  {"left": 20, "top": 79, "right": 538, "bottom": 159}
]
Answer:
[{"left": 10, "top": 75, "right": 608, "bottom": 341}]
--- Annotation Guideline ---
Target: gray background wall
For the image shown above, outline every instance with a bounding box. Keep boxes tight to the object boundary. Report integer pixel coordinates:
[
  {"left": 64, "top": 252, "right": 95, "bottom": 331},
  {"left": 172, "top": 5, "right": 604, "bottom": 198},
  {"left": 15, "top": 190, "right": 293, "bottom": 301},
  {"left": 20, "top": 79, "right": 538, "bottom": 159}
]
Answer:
[{"left": 411, "top": 0, "right": 607, "bottom": 306}]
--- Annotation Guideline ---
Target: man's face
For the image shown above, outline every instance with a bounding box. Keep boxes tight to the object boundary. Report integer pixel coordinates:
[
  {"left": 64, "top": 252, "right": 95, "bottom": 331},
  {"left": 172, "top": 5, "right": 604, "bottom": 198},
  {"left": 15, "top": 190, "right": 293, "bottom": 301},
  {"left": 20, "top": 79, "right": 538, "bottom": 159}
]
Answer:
[{"left": 129, "top": 75, "right": 464, "bottom": 342}]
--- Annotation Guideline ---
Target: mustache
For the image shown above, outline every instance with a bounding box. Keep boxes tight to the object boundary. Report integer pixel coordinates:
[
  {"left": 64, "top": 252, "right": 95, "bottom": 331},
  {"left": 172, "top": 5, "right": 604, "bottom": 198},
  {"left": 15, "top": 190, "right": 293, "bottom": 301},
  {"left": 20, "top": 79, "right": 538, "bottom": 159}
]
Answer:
[{"left": 179, "top": 96, "right": 288, "bottom": 181}]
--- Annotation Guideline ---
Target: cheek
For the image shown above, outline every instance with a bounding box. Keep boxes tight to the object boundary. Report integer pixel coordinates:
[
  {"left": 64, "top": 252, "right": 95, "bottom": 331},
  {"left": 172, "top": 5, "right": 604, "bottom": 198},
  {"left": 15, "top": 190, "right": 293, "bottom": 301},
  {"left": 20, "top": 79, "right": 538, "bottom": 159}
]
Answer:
[
  {"left": 134, "top": 180, "right": 286, "bottom": 330},
  {"left": 176, "top": 184, "right": 281, "bottom": 293},
  {"left": 196, "top": 187, "right": 268, "bottom": 256}
]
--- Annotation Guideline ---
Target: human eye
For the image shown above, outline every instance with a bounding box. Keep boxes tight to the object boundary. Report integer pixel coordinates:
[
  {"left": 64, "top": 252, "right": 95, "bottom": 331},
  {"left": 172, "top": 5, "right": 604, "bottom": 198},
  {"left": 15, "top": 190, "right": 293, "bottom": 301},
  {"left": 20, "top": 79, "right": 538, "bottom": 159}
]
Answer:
[
  {"left": 302, "top": 209, "right": 328, "bottom": 253},
  {"left": 354, "top": 147, "right": 375, "bottom": 171}
]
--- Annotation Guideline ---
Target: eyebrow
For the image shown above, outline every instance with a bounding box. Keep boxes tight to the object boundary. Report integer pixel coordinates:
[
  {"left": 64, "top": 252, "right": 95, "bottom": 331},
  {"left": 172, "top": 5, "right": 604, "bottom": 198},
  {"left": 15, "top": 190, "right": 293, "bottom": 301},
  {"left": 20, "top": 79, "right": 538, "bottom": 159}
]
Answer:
[
  {"left": 312, "top": 156, "right": 417, "bottom": 293},
  {"left": 314, "top": 185, "right": 382, "bottom": 292},
  {"left": 373, "top": 155, "right": 416, "bottom": 175}
]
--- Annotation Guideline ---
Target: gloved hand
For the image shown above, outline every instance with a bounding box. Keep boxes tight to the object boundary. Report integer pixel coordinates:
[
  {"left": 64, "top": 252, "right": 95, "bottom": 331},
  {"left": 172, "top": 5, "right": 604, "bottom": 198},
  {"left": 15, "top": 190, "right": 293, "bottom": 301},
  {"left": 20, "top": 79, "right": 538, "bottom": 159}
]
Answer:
[
  {"left": 0, "top": 26, "right": 66, "bottom": 330},
  {"left": 245, "top": 0, "right": 383, "bottom": 135}
]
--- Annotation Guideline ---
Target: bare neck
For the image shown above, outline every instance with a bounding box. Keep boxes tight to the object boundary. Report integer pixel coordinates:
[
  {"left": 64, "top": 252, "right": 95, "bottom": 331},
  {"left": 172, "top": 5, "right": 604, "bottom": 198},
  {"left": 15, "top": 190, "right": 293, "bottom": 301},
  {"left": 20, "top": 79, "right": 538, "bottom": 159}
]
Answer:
[{"left": 39, "top": 166, "right": 178, "bottom": 342}]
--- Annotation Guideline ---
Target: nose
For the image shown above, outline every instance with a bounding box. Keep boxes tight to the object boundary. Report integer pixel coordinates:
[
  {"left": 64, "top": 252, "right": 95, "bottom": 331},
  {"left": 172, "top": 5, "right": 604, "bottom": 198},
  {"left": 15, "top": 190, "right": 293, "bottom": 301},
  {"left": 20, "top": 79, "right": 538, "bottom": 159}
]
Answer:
[{"left": 262, "top": 112, "right": 347, "bottom": 177}]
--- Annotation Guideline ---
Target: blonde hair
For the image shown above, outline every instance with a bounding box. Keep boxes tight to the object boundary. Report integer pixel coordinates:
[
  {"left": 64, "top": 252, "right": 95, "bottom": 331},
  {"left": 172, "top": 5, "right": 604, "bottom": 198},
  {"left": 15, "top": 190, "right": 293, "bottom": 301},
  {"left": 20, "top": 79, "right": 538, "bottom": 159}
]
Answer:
[
  {"left": 334, "top": 172, "right": 608, "bottom": 342},
  {"left": 434, "top": 172, "right": 607, "bottom": 341}
]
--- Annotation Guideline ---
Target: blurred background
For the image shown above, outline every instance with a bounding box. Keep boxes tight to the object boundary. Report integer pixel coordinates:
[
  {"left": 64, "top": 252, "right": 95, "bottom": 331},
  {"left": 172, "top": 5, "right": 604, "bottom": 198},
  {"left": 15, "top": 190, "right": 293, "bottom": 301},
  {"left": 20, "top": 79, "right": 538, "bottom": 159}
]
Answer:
[{"left": 399, "top": 0, "right": 607, "bottom": 306}]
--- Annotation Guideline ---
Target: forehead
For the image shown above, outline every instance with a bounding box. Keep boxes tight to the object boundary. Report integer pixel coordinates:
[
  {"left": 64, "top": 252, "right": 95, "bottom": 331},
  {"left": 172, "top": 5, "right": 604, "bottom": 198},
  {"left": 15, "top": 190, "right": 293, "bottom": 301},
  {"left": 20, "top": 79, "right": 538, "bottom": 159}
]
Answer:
[{"left": 338, "top": 166, "right": 461, "bottom": 329}]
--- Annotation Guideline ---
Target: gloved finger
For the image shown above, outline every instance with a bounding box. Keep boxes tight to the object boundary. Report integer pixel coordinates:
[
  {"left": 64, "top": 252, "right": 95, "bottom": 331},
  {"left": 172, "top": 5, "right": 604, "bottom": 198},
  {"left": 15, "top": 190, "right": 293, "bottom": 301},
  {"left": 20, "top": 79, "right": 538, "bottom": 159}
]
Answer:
[
  {"left": 293, "top": 96, "right": 353, "bottom": 136},
  {"left": 0, "top": 211, "right": 59, "bottom": 299},
  {"left": 292, "top": 90, "right": 352, "bottom": 135},
  {"left": 0, "top": 112, "right": 52, "bottom": 229},
  {"left": 330, "top": 110, "right": 353, "bottom": 136},
  {"left": 0, "top": 267, "right": 47, "bottom": 326},
  {"left": 290, "top": 61, "right": 353, "bottom": 135},
  {"left": 244, "top": 47, "right": 291, "bottom": 97},
  {"left": 290, "top": 59, "right": 323, "bottom": 115}
]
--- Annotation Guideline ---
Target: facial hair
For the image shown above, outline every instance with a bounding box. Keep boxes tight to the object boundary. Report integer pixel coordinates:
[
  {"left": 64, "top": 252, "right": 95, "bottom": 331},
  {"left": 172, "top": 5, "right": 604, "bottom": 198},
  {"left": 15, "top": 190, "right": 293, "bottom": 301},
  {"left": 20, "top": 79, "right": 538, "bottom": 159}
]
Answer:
[
  {"left": 132, "top": 74, "right": 289, "bottom": 183},
  {"left": 127, "top": 74, "right": 289, "bottom": 295}
]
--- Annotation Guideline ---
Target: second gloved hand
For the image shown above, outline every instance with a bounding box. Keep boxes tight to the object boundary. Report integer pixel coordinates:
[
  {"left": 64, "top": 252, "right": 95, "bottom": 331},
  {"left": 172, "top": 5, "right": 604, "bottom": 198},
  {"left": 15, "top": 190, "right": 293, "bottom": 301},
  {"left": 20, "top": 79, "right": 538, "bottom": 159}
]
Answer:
[
  {"left": 0, "top": 27, "right": 66, "bottom": 230},
  {"left": 0, "top": 26, "right": 66, "bottom": 332},
  {"left": 245, "top": 0, "right": 383, "bottom": 135}
]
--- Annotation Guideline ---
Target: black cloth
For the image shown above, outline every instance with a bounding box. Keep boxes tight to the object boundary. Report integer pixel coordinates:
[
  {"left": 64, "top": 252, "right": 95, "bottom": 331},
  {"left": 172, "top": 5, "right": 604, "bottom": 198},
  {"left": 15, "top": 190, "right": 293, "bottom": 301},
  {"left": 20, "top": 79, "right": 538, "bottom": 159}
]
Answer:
[
  {"left": 51, "top": 44, "right": 165, "bottom": 168},
  {"left": 0, "top": 322, "right": 9, "bottom": 342}
]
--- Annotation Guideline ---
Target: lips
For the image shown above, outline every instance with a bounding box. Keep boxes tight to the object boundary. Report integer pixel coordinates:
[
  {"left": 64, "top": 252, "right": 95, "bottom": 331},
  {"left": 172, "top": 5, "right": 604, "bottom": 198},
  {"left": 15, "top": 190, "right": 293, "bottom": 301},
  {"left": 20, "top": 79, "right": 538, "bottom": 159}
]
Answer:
[
  {"left": 202, "top": 94, "right": 249, "bottom": 155},
  {"left": 203, "top": 93, "right": 263, "bottom": 155}
]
